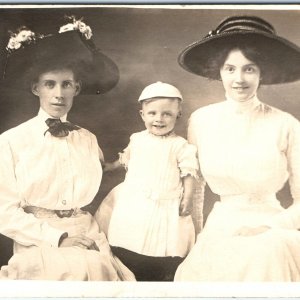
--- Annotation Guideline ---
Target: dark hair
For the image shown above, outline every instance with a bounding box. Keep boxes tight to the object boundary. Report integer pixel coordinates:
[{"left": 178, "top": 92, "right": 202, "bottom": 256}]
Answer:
[
  {"left": 27, "top": 58, "right": 91, "bottom": 86},
  {"left": 202, "top": 41, "right": 272, "bottom": 81}
]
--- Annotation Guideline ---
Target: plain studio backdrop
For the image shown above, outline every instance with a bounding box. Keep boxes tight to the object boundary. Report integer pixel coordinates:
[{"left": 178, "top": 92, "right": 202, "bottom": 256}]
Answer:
[{"left": 0, "top": 4, "right": 300, "bottom": 269}]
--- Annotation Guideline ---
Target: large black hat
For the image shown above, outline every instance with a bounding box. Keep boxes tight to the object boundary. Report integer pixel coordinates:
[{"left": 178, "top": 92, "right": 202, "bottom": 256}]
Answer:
[
  {"left": 2, "top": 18, "right": 119, "bottom": 94},
  {"left": 178, "top": 15, "right": 300, "bottom": 85}
]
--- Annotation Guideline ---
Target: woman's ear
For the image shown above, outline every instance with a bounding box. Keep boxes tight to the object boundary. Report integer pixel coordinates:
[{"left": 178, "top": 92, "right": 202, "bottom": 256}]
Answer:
[
  {"left": 31, "top": 83, "right": 39, "bottom": 96},
  {"left": 75, "top": 81, "right": 82, "bottom": 96},
  {"left": 177, "top": 111, "right": 182, "bottom": 119}
]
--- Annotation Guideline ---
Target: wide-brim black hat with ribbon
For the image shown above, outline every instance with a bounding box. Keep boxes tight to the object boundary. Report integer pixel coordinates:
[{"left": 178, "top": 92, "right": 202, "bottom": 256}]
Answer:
[
  {"left": 2, "top": 19, "right": 119, "bottom": 95},
  {"left": 178, "top": 15, "right": 300, "bottom": 85}
]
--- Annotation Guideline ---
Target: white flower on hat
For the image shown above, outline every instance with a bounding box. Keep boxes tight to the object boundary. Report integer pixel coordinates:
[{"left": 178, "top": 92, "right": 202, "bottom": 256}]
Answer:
[
  {"left": 59, "top": 16, "right": 93, "bottom": 40},
  {"left": 76, "top": 21, "right": 92, "bottom": 40},
  {"left": 6, "top": 36, "right": 21, "bottom": 51},
  {"left": 5, "top": 16, "right": 92, "bottom": 55},
  {"left": 6, "top": 27, "right": 36, "bottom": 52},
  {"left": 58, "top": 23, "right": 76, "bottom": 33},
  {"left": 16, "top": 30, "right": 35, "bottom": 42}
]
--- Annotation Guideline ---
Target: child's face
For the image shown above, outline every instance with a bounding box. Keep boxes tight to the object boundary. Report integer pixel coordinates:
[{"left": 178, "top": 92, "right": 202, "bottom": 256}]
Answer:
[{"left": 140, "top": 98, "right": 181, "bottom": 136}]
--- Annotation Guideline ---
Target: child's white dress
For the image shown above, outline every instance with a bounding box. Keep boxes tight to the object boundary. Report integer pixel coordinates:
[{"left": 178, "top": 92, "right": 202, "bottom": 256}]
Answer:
[{"left": 107, "top": 130, "right": 199, "bottom": 257}]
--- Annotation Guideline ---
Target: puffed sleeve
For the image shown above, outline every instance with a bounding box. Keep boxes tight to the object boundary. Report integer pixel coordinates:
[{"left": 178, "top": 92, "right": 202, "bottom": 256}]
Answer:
[
  {"left": 266, "top": 114, "right": 300, "bottom": 229},
  {"left": 187, "top": 112, "right": 207, "bottom": 234},
  {"left": 0, "top": 136, "right": 65, "bottom": 247},
  {"left": 118, "top": 134, "right": 134, "bottom": 168},
  {"left": 178, "top": 142, "right": 199, "bottom": 179}
]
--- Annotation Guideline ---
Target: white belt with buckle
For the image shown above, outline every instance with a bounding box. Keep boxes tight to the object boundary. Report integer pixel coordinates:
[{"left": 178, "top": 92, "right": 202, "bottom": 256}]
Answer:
[{"left": 24, "top": 206, "right": 85, "bottom": 218}]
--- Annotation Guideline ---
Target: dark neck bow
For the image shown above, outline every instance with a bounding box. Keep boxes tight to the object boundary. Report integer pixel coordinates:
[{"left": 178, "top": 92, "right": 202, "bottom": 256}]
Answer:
[{"left": 44, "top": 118, "right": 80, "bottom": 137}]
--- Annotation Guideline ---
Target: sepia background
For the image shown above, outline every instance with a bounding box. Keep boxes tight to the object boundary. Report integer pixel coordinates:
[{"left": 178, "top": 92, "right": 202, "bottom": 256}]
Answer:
[{"left": 0, "top": 5, "right": 300, "bottom": 266}]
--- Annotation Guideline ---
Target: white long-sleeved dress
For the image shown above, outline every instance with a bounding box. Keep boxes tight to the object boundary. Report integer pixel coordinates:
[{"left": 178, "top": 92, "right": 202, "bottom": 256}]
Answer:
[
  {"left": 0, "top": 108, "right": 134, "bottom": 280},
  {"left": 107, "top": 130, "right": 199, "bottom": 257},
  {"left": 175, "top": 96, "right": 300, "bottom": 281}
]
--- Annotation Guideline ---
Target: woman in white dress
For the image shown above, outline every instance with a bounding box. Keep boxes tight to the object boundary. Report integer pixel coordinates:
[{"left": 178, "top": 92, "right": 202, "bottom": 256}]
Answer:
[
  {"left": 0, "top": 17, "right": 134, "bottom": 280},
  {"left": 175, "top": 15, "right": 300, "bottom": 281}
]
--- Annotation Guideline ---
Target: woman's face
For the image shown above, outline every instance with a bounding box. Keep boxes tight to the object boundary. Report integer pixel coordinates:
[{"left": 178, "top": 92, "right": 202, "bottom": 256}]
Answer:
[
  {"left": 220, "top": 48, "right": 261, "bottom": 102},
  {"left": 32, "top": 69, "right": 81, "bottom": 118}
]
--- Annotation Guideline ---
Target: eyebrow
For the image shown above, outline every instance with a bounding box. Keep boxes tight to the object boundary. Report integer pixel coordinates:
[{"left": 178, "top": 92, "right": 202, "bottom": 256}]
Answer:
[
  {"left": 223, "top": 63, "right": 257, "bottom": 67},
  {"left": 147, "top": 110, "right": 173, "bottom": 114},
  {"left": 42, "top": 79, "right": 75, "bottom": 82}
]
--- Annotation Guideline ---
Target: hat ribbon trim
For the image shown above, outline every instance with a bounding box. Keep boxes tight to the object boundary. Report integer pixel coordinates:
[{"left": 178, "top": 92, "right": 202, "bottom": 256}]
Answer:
[
  {"left": 205, "top": 24, "right": 274, "bottom": 39},
  {"left": 216, "top": 17, "right": 275, "bottom": 34}
]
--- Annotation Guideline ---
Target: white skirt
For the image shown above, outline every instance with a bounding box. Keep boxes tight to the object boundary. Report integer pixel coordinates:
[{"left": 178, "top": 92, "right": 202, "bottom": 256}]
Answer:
[
  {"left": 175, "top": 194, "right": 300, "bottom": 281},
  {"left": 0, "top": 211, "right": 135, "bottom": 281}
]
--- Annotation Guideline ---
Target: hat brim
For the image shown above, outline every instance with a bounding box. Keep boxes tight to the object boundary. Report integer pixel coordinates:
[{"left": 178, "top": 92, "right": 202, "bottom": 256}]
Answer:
[
  {"left": 3, "top": 31, "right": 119, "bottom": 95},
  {"left": 179, "top": 31, "right": 300, "bottom": 85}
]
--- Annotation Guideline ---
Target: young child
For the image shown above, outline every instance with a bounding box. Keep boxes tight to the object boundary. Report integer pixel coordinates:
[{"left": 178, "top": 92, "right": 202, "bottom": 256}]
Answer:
[{"left": 103, "top": 82, "right": 199, "bottom": 281}]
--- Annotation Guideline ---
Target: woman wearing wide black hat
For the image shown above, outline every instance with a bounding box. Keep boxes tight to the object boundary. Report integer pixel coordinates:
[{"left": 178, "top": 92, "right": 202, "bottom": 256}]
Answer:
[
  {"left": 0, "top": 17, "right": 134, "bottom": 280},
  {"left": 175, "top": 15, "right": 300, "bottom": 281}
]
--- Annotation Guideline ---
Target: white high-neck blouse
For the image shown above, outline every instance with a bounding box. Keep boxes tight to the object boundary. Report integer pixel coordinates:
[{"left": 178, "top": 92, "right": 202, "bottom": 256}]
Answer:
[
  {"left": 0, "top": 108, "right": 103, "bottom": 247},
  {"left": 188, "top": 96, "right": 300, "bottom": 229}
]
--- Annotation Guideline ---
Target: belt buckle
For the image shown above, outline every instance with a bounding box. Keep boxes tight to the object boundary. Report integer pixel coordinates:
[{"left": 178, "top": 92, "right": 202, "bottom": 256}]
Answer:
[{"left": 55, "top": 209, "right": 74, "bottom": 218}]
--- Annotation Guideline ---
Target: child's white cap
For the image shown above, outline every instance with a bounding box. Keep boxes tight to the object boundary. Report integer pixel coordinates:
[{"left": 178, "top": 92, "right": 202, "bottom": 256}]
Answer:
[{"left": 138, "top": 81, "right": 183, "bottom": 102}]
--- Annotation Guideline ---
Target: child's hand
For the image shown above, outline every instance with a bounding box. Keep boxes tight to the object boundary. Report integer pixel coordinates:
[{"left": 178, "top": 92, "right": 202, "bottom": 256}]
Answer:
[{"left": 179, "top": 197, "right": 193, "bottom": 217}]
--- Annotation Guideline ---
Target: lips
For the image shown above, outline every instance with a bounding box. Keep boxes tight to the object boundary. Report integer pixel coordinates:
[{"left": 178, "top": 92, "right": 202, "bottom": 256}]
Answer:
[{"left": 233, "top": 86, "right": 248, "bottom": 91}]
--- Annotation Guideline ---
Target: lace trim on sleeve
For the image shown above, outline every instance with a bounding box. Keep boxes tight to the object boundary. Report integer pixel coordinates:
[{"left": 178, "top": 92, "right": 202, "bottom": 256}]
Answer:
[
  {"left": 180, "top": 167, "right": 200, "bottom": 180},
  {"left": 118, "top": 151, "right": 128, "bottom": 170}
]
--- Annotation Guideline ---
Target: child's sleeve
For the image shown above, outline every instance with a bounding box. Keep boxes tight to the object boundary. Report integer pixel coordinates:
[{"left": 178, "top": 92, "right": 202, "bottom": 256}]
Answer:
[
  {"left": 177, "top": 142, "right": 199, "bottom": 179},
  {"left": 118, "top": 146, "right": 130, "bottom": 169},
  {"left": 118, "top": 134, "right": 135, "bottom": 169}
]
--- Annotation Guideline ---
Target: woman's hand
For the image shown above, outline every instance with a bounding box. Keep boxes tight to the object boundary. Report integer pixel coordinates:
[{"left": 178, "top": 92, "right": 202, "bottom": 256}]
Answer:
[
  {"left": 179, "top": 197, "right": 193, "bottom": 217},
  {"left": 59, "top": 234, "right": 99, "bottom": 251},
  {"left": 234, "top": 225, "right": 271, "bottom": 237}
]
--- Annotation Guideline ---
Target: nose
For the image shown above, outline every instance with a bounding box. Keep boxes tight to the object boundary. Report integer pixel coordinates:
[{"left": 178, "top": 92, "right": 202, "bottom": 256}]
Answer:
[
  {"left": 54, "top": 85, "right": 64, "bottom": 100},
  {"left": 235, "top": 69, "right": 245, "bottom": 82},
  {"left": 154, "top": 114, "right": 163, "bottom": 122}
]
